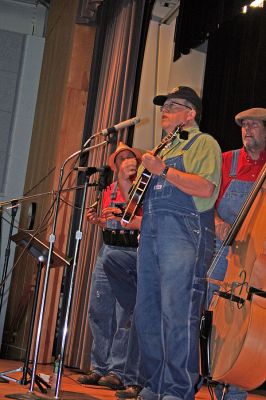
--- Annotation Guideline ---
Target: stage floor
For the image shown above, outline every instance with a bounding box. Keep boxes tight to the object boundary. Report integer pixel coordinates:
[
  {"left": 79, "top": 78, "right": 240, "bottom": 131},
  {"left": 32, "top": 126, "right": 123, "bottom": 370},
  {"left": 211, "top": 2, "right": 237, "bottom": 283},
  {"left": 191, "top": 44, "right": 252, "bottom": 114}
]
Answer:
[{"left": 0, "top": 359, "right": 265, "bottom": 400}]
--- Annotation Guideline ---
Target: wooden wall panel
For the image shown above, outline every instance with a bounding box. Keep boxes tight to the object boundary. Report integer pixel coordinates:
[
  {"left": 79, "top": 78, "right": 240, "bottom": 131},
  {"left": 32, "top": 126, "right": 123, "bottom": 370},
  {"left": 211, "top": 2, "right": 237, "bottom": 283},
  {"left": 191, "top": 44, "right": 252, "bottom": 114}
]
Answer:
[{"left": 2, "top": 0, "right": 96, "bottom": 363}]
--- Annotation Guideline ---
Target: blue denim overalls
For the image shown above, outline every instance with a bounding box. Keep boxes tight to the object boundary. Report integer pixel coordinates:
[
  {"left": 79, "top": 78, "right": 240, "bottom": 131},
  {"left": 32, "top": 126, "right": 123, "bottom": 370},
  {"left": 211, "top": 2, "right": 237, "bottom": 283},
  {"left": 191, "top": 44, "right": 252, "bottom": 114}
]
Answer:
[
  {"left": 207, "top": 150, "right": 252, "bottom": 400},
  {"left": 88, "top": 182, "right": 138, "bottom": 380},
  {"left": 103, "top": 247, "right": 145, "bottom": 388},
  {"left": 135, "top": 135, "right": 215, "bottom": 400}
]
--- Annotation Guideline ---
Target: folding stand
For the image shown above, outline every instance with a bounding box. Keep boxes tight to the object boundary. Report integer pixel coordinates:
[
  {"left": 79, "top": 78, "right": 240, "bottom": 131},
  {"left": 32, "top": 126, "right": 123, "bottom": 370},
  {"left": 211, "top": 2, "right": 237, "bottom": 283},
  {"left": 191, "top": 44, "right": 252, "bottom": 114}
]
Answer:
[
  {"left": 19, "top": 171, "right": 106, "bottom": 400},
  {"left": 0, "top": 202, "right": 19, "bottom": 317},
  {"left": 6, "top": 143, "right": 109, "bottom": 400},
  {"left": 0, "top": 202, "right": 19, "bottom": 385},
  {"left": 0, "top": 231, "right": 70, "bottom": 398}
]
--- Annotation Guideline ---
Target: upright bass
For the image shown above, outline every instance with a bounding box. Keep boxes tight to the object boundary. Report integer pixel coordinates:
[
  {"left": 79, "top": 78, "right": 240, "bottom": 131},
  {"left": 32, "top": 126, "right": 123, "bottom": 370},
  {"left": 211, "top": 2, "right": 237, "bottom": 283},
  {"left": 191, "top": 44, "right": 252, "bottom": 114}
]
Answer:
[{"left": 201, "top": 163, "right": 266, "bottom": 390}]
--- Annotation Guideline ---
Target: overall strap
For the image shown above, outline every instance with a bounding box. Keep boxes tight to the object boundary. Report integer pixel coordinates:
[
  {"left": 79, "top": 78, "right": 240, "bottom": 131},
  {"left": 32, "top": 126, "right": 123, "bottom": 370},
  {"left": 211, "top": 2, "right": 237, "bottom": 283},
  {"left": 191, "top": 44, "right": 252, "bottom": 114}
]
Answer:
[
  {"left": 229, "top": 149, "right": 240, "bottom": 178},
  {"left": 110, "top": 181, "right": 119, "bottom": 200},
  {"left": 182, "top": 133, "right": 202, "bottom": 151}
]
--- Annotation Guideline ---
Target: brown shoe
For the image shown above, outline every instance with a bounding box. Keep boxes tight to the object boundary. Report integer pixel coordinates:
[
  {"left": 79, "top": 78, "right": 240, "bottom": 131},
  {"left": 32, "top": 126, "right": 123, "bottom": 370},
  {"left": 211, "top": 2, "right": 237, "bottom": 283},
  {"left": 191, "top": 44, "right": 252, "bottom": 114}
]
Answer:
[
  {"left": 116, "top": 385, "right": 142, "bottom": 398},
  {"left": 77, "top": 371, "right": 102, "bottom": 385},
  {"left": 98, "top": 373, "right": 124, "bottom": 390}
]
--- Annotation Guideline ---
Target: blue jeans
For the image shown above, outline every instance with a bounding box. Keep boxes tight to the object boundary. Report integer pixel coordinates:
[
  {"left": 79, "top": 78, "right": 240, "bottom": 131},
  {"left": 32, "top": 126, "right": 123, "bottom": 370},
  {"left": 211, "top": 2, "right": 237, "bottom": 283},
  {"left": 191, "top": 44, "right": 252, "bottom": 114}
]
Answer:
[
  {"left": 103, "top": 248, "right": 145, "bottom": 387},
  {"left": 136, "top": 206, "right": 214, "bottom": 400},
  {"left": 103, "top": 249, "right": 137, "bottom": 313},
  {"left": 214, "top": 385, "right": 247, "bottom": 400},
  {"left": 88, "top": 244, "right": 134, "bottom": 380},
  {"left": 206, "top": 238, "right": 229, "bottom": 306}
]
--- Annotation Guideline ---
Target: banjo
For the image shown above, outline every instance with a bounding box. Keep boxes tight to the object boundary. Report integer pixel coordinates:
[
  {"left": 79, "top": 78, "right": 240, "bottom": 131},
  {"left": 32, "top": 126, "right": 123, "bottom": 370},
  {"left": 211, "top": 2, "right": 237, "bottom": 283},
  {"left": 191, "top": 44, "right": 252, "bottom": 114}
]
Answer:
[{"left": 122, "top": 123, "right": 184, "bottom": 224}]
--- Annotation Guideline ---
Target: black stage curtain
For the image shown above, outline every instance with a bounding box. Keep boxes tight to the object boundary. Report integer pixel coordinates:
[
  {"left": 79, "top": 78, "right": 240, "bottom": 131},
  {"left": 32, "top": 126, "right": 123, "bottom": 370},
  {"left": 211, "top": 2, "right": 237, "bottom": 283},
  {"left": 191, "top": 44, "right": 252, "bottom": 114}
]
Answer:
[
  {"left": 200, "top": 6, "right": 266, "bottom": 152},
  {"left": 174, "top": 0, "right": 250, "bottom": 61}
]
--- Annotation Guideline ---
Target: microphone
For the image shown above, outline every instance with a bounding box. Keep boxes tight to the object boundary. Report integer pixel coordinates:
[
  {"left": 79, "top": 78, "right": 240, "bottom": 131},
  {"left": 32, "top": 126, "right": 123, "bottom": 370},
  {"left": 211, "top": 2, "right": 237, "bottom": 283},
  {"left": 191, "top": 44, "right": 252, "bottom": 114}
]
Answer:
[
  {"left": 101, "top": 116, "right": 140, "bottom": 136},
  {"left": 74, "top": 166, "right": 109, "bottom": 174},
  {"left": 75, "top": 166, "right": 113, "bottom": 189},
  {"left": 74, "top": 165, "right": 111, "bottom": 175}
]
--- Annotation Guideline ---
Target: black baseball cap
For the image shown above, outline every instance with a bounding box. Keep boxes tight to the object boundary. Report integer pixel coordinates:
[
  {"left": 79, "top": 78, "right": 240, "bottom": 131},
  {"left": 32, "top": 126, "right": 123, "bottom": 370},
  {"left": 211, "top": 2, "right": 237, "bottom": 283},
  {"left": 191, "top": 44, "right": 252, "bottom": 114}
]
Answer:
[{"left": 153, "top": 85, "right": 202, "bottom": 123}]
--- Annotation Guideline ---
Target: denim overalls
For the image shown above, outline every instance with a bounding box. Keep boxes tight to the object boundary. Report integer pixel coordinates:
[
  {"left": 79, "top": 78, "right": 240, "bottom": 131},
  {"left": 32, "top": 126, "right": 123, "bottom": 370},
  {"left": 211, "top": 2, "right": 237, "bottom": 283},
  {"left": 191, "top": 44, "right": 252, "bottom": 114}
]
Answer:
[
  {"left": 207, "top": 149, "right": 252, "bottom": 400},
  {"left": 135, "top": 135, "right": 215, "bottom": 400},
  {"left": 103, "top": 247, "right": 144, "bottom": 388},
  {"left": 88, "top": 182, "right": 138, "bottom": 380}
]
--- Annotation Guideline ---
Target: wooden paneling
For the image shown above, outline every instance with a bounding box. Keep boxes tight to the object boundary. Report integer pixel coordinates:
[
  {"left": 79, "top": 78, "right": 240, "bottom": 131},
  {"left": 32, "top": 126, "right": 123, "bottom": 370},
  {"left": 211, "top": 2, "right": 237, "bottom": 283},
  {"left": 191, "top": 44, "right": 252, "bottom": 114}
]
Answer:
[{"left": 2, "top": 0, "right": 96, "bottom": 363}]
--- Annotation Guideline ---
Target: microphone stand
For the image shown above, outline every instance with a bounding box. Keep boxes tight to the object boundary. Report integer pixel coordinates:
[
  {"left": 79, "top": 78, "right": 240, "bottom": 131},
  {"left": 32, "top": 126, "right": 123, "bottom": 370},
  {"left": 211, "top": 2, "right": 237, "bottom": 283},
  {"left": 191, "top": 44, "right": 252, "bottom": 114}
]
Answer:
[
  {"left": 0, "top": 201, "right": 19, "bottom": 317},
  {"left": 0, "top": 201, "right": 19, "bottom": 384},
  {"left": 0, "top": 186, "right": 88, "bottom": 209},
  {"left": 0, "top": 188, "right": 85, "bottom": 389},
  {"left": 54, "top": 169, "right": 99, "bottom": 399},
  {"left": 0, "top": 192, "right": 53, "bottom": 208},
  {"left": 28, "top": 139, "right": 108, "bottom": 396}
]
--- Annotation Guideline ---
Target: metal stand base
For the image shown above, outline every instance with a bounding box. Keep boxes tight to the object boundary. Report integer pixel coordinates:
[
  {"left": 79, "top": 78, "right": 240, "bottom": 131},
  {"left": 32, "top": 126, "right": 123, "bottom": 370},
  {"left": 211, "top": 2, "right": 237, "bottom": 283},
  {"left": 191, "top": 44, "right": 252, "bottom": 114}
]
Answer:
[
  {"left": 0, "top": 376, "right": 9, "bottom": 383},
  {"left": 0, "top": 366, "right": 22, "bottom": 384},
  {"left": 0, "top": 366, "right": 49, "bottom": 394},
  {"left": 0, "top": 260, "right": 49, "bottom": 394}
]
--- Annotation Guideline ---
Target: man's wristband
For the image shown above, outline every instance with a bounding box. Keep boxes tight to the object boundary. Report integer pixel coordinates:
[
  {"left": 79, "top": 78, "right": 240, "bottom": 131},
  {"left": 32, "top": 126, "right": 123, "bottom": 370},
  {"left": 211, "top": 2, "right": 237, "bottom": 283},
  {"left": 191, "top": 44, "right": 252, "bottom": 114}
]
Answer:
[{"left": 160, "top": 165, "right": 169, "bottom": 178}]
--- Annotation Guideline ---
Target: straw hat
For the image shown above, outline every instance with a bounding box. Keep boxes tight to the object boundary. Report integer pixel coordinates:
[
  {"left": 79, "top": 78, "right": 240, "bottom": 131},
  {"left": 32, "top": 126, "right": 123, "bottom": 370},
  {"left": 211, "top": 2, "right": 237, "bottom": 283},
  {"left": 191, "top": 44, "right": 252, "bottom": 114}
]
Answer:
[{"left": 108, "top": 142, "right": 143, "bottom": 171}]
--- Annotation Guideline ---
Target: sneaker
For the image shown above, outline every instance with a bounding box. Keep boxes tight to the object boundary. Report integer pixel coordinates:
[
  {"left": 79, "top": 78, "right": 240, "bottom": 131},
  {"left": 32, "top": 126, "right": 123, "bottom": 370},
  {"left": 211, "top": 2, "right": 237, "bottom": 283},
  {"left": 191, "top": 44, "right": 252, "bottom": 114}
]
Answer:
[
  {"left": 116, "top": 385, "right": 142, "bottom": 398},
  {"left": 77, "top": 371, "right": 102, "bottom": 385},
  {"left": 98, "top": 372, "right": 124, "bottom": 390}
]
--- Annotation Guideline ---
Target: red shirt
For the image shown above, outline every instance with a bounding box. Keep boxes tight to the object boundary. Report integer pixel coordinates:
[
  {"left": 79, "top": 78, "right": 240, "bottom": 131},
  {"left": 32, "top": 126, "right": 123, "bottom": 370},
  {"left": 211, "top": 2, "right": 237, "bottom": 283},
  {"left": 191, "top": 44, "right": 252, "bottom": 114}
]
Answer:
[
  {"left": 102, "top": 182, "right": 125, "bottom": 209},
  {"left": 102, "top": 181, "right": 143, "bottom": 217},
  {"left": 216, "top": 147, "right": 266, "bottom": 206}
]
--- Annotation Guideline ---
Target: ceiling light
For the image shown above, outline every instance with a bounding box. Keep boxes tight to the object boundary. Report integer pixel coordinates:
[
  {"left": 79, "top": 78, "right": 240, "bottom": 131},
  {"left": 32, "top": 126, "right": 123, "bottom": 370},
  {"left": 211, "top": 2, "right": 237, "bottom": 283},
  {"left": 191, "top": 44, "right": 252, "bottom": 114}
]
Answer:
[{"left": 250, "top": 0, "right": 264, "bottom": 7}]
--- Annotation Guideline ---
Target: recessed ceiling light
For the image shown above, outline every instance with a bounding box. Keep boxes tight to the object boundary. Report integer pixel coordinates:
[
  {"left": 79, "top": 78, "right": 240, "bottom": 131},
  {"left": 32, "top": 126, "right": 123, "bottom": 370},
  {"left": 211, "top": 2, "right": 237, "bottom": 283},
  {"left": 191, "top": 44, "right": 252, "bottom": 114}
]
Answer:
[{"left": 250, "top": 0, "right": 264, "bottom": 7}]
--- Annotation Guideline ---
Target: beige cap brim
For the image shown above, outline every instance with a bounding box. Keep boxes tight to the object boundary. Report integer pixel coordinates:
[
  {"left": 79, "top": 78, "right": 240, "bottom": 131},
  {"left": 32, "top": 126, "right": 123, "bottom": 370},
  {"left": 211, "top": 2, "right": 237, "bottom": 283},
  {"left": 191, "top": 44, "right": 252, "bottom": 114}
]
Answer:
[{"left": 235, "top": 108, "right": 266, "bottom": 126}]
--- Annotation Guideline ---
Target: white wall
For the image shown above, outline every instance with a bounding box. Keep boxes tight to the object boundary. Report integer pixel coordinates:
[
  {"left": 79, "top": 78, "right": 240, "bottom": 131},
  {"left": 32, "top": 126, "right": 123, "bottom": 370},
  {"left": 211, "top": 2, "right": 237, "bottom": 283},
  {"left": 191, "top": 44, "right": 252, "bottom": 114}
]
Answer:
[
  {"left": 0, "top": 0, "right": 46, "bottom": 344},
  {"left": 0, "top": 34, "right": 44, "bottom": 345},
  {"left": 0, "top": 33, "right": 44, "bottom": 346},
  {"left": 168, "top": 42, "right": 208, "bottom": 98},
  {"left": 0, "top": 0, "right": 47, "bottom": 37},
  {"left": 133, "top": 17, "right": 207, "bottom": 151}
]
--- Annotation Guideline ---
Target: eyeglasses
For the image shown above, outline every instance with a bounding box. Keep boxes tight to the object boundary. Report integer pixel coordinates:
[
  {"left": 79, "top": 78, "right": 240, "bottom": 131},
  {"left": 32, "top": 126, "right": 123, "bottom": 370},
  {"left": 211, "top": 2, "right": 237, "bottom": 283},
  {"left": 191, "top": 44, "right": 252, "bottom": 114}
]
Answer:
[
  {"left": 242, "top": 121, "right": 261, "bottom": 129},
  {"left": 160, "top": 102, "right": 192, "bottom": 113}
]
